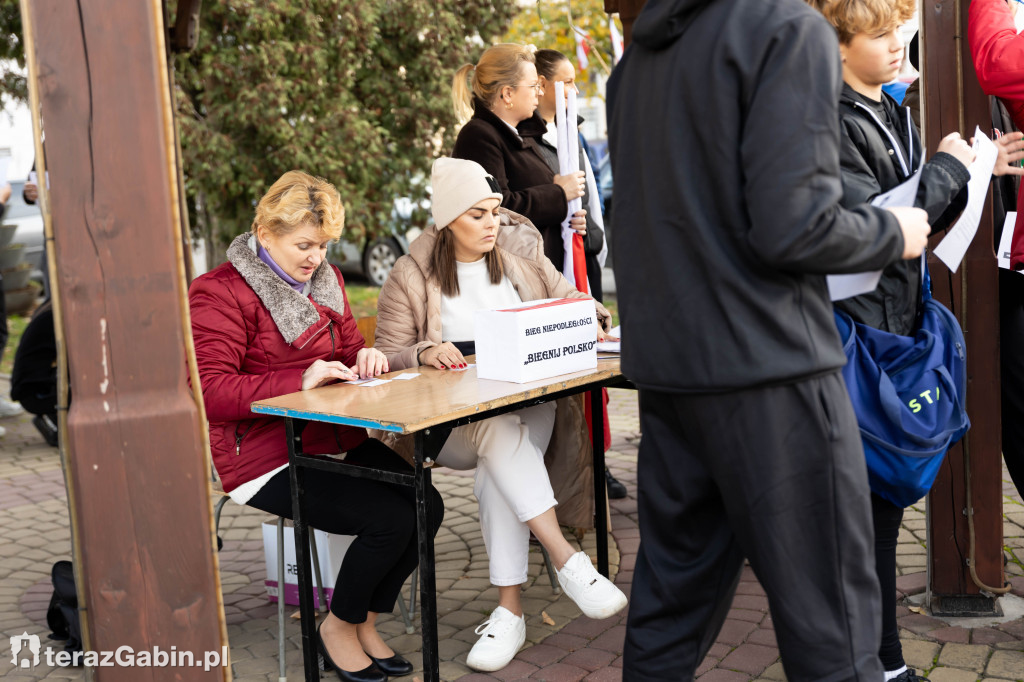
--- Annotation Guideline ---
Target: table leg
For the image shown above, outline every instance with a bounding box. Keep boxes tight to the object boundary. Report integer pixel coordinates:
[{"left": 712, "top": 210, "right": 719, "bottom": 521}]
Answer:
[
  {"left": 415, "top": 431, "right": 440, "bottom": 682},
  {"left": 287, "top": 418, "right": 320, "bottom": 682},
  {"left": 591, "top": 387, "right": 609, "bottom": 577}
]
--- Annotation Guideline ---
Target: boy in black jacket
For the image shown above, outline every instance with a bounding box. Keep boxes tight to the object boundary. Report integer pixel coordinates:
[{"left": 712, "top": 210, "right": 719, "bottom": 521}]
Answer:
[{"left": 808, "top": 1, "right": 1024, "bottom": 680}]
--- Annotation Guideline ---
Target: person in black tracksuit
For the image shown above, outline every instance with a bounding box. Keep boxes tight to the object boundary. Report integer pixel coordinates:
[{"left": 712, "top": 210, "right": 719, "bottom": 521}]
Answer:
[{"left": 608, "top": 0, "right": 933, "bottom": 679}]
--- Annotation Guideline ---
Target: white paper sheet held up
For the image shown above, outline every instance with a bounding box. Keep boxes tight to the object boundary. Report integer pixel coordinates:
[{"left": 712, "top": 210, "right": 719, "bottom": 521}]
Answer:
[
  {"left": 933, "top": 128, "right": 1000, "bottom": 272},
  {"left": 826, "top": 169, "right": 923, "bottom": 301},
  {"left": 998, "top": 212, "right": 1018, "bottom": 271},
  {"left": 0, "top": 156, "right": 10, "bottom": 185}
]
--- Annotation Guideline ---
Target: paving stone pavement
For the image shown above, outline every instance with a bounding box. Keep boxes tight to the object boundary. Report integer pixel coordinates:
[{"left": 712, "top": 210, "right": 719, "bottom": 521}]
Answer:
[{"left": 0, "top": 384, "right": 1022, "bottom": 681}]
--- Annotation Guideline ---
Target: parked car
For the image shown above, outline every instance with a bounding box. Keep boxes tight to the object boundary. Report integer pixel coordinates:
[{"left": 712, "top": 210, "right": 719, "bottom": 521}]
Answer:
[
  {"left": 330, "top": 196, "right": 429, "bottom": 287},
  {"left": 2, "top": 180, "right": 46, "bottom": 294}
]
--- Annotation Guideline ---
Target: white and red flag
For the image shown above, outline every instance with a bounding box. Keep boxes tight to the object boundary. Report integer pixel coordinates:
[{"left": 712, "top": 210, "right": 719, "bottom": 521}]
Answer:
[{"left": 610, "top": 16, "right": 624, "bottom": 64}]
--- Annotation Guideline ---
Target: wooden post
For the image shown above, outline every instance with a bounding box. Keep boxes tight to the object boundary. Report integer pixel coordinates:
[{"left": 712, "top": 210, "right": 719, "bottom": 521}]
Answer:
[
  {"left": 22, "top": 0, "right": 228, "bottom": 676},
  {"left": 921, "top": 0, "right": 1005, "bottom": 615},
  {"left": 605, "top": 0, "right": 647, "bottom": 47}
]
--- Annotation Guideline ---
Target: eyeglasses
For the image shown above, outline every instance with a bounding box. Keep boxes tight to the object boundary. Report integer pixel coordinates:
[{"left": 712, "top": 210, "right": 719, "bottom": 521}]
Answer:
[{"left": 514, "top": 82, "right": 544, "bottom": 93}]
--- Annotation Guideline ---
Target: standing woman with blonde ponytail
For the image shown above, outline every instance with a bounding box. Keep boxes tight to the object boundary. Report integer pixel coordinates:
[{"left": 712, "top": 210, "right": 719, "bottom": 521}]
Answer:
[{"left": 451, "top": 44, "right": 589, "bottom": 272}]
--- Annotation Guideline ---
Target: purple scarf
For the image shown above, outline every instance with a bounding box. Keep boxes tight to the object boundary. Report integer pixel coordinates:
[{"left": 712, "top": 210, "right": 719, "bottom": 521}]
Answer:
[{"left": 258, "top": 243, "right": 307, "bottom": 293}]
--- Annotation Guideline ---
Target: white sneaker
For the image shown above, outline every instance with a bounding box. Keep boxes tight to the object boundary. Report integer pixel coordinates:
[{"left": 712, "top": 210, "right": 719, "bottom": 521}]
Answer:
[
  {"left": 0, "top": 399, "right": 23, "bottom": 418},
  {"left": 465, "top": 605, "right": 526, "bottom": 672},
  {"left": 557, "top": 551, "right": 628, "bottom": 619}
]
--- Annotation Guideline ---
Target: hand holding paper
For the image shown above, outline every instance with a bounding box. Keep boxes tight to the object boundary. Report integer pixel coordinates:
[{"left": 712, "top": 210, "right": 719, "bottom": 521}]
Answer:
[
  {"left": 826, "top": 172, "right": 926, "bottom": 301},
  {"left": 933, "top": 127, "right": 1000, "bottom": 272}
]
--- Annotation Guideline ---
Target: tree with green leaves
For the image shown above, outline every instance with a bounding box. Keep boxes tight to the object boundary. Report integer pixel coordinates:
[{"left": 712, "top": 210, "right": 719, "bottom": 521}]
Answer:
[
  {"left": 175, "top": 1, "right": 516, "bottom": 263},
  {"left": 0, "top": 0, "right": 25, "bottom": 112},
  {"left": 0, "top": 0, "right": 516, "bottom": 267},
  {"left": 502, "top": 0, "right": 617, "bottom": 98}
]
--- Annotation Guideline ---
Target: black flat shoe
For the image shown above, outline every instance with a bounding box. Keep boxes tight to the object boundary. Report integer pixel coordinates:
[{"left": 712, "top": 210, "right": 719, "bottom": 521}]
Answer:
[
  {"left": 316, "top": 624, "right": 388, "bottom": 682},
  {"left": 369, "top": 654, "right": 413, "bottom": 677},
  {"left": 605, "top": 468, "right": 627, "bottom": 499}
]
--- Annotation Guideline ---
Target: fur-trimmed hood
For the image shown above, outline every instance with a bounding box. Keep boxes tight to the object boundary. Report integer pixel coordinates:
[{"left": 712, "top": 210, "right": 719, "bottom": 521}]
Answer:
[{"left": 226, "top": 233, "right": 346, "bottom": 344}]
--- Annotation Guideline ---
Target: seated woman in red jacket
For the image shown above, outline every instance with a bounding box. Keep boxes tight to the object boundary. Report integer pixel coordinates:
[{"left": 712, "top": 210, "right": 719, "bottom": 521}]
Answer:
[{"left": 189, "top": 171, "right": 442, "bottom": 682}]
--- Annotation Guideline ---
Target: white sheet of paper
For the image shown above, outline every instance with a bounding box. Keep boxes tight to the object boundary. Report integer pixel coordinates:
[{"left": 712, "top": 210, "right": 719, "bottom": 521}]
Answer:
[
  {"left": 934, "top": 128, "right": 1000, "bottom": 272},
  {"left": 826, "top": 170, "right": 923, "bottom": 301},
  {"left": 596, "top": 340, "right": 621, "bottom": 353},
  {"left": 0, "top": 156, "right": 10, "bottom": 184},
  {"left": 393, "top": 373, "right": 420, "bottom": 380},
  {"left": 1016, "top": 7, "right": 1024, "bottom": 34},
  {"left": 357, "top": 379, "right": 391, "bottom": 387},
  {"left": 344, "top": 377, "right": 379, "bottom": 385},
  {"left": 827, "top": 271, "right": 884, "bottom": 301},
  {"left": 450, "top": 363, "right": 475, "bottom": 372},
  {"left": 870, "top": 166, "right": 923, "bottom": 209},
  {"left": 998, "top": 211, "right": 1018, "bottom": 270}
]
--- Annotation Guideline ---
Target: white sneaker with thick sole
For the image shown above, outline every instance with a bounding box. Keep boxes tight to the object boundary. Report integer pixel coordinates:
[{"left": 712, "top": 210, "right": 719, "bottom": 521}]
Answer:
[
  {"left": 465, "top": 605, "right": 526, "bottom": 672},
  {"left": 557, "top": 551, "right": 628, "bottom": 619},
  {"left": 0, "top": 399, "right": 23, "bottom": 418}
]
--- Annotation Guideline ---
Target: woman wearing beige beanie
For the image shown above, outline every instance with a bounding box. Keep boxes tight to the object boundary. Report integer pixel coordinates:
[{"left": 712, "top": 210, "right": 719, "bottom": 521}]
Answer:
[{"left": 375, "top": 158, "right": 625, "bottom": 673}]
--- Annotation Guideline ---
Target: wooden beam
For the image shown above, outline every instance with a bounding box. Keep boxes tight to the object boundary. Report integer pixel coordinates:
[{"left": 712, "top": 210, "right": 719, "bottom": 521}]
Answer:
[
  {"left": 23, "top": 0, "right": 228, "bottom": 675},
  {"left": 605, "top": 0, "right": 647, "bottom": 48},
  {"left": 922, "top": 0, "right": 1005, "bottom": 613}
]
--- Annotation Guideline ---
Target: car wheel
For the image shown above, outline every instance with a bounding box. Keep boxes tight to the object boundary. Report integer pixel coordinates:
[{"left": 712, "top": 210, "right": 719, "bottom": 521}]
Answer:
[{"left": 362, "top": 237, "right": 402, "bottom": 287}]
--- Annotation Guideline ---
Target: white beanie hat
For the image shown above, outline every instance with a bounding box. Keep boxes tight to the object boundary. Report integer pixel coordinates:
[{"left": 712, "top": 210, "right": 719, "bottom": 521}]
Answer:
[{"left": 431, "top": 157, "right": 503, "bottom": 229}]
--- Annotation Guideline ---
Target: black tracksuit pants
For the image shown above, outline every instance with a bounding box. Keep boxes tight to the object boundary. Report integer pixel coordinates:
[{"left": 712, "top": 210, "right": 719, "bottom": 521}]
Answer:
[
  {"left": 248, "top": 438, "right": 444, "bottom": 624},
  {"left": 623, "top": 372, "right": 882, "bottom": 681}
]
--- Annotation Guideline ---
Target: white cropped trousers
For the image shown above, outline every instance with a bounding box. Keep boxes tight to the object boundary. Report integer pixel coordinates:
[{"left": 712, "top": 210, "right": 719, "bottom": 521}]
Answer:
[{"left": 436, "top": 401, "right": 559, "bottom": 586}]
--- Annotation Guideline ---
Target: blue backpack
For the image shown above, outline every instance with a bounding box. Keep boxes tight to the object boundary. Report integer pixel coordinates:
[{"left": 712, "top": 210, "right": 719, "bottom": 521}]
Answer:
[{"left": 833, "top": 257, "right": 970, "bottom": 508}]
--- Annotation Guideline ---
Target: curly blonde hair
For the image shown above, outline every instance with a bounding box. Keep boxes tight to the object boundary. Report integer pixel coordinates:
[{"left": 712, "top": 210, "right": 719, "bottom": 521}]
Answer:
[
  {"left": 806, "top": 0, "right": 916, "bottom": 44},
  {"left": 251, "top": 170, "right": 345, "bottom": 241},
  {"left": 451, "top": 43, "right": 536, "bottom": 124}
]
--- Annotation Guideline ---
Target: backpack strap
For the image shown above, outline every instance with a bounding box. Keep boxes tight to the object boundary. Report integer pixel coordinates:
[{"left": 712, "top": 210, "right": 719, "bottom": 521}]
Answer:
[{"left": 920, "top": 251, "right": 932, "bottom": 304}]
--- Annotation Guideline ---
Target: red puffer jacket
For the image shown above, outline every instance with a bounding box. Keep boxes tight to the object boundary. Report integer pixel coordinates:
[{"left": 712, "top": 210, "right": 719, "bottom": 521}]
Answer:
[
  {"left": 189, "top": 234, "right": 367, "bottom": 493},
  {"left": 969, "top": 0, "right": 1024, "bottom": 268}
]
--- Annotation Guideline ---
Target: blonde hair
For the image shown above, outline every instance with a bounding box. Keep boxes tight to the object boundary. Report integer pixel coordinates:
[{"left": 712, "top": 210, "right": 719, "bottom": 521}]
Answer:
[
  {"left": 452, "top": 43, "right": 536, "bottom": 124},
  {"left": 806, "top": 0, "right": 916, "bottom": 44},
  {"left": 251, "top": 170, "right": 345, "bottom": 241}
]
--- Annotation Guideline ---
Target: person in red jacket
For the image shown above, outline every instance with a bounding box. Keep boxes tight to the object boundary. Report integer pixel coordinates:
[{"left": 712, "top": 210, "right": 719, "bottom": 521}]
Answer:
[
  {"left": 189, "top": 170, "right": 442, "bottom": 682},
  {"left": 970, "top": 0, "right": 1024, "bottom": 500}
]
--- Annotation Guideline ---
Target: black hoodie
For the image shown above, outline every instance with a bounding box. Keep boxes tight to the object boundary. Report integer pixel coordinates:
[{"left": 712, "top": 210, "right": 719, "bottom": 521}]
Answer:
[{"left": 607, "top": 0, "right": 907, "bottom": 392}]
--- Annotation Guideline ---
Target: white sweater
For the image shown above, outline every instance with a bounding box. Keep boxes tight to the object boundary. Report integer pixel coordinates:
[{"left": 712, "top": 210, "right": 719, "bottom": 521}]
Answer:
[{"left": 440, "top": 257, "right": 522, "bottom": 342}]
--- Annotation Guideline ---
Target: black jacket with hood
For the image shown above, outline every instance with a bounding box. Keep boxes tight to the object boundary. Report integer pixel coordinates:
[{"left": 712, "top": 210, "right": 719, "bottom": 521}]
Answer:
[
  {"left": 607, "top": 0, "right": 906, "bottom": 392},
  {"left": 834, "top": 84, "right": 969, "bottom": 335}
]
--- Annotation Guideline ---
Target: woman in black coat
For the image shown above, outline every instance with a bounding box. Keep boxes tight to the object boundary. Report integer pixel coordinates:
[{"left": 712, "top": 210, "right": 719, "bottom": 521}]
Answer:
[{"left": 451, "top": 43, "right": 588, "bottom": 272}]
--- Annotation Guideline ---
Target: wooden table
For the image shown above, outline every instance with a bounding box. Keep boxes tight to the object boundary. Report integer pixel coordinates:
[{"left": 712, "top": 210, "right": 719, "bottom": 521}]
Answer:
[{"left": 251, "top": 356, "right": 623, "bottom": 682}]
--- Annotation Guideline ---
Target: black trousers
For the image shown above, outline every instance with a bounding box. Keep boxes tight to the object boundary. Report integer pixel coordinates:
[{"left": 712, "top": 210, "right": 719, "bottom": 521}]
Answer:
[
  {"left": 1000, "top": 269, "right": 1024, "bottom": 497},
  {"left": 870, "top": 493, "right": 905, "bottom": 671},
  {"left": 623, "top": 373, "right": 882, "bottom": 682},
  {"left": 248, "top": 438, "right": 444, "bottom": 624}
]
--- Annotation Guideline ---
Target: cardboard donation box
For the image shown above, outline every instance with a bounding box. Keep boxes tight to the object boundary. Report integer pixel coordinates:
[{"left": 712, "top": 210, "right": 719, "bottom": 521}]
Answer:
[
  {"left": 475, "top": 298, "right": 598, "bottom": 383},
  {"left": 262, "top": 521, "right": 355, "bottom": 608}
]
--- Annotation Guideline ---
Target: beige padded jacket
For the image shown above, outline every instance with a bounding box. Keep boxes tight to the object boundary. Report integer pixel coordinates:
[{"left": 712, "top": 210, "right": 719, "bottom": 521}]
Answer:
[{"left": 374, "top": 209, "right": 611, "bottom": 529}]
